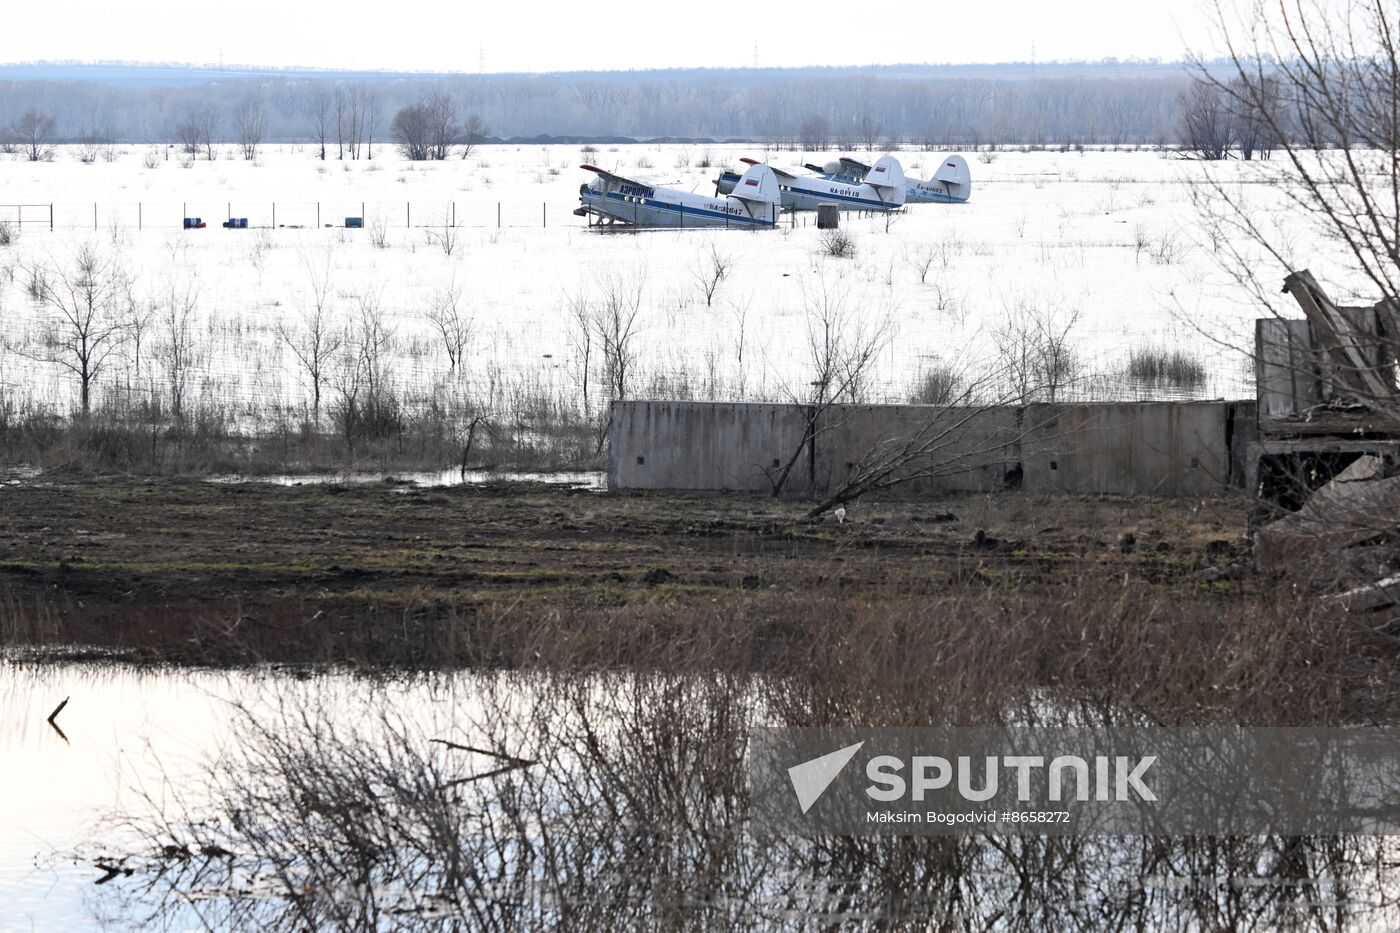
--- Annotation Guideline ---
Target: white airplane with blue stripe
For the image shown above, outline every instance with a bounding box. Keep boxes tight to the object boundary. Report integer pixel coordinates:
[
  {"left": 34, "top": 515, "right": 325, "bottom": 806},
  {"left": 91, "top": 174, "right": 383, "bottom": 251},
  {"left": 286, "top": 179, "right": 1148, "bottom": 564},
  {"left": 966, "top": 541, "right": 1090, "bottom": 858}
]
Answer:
[
  {"left": 575, "top": 161, "right": 781, "bottom": 228},
  {"left": 828, "top": 154, "right": 973, "bottom": 204},
  {"left": 724, "top": 154, "right": 907, "bottom": 212}
]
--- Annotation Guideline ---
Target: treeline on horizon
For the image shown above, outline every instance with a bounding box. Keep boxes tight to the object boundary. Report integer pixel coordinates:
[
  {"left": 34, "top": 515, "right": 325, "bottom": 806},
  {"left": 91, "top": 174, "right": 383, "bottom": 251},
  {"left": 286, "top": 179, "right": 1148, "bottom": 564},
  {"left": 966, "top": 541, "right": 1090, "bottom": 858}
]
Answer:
[{"left": 0, "top": 60, "right": 1194, "bottom": 147}]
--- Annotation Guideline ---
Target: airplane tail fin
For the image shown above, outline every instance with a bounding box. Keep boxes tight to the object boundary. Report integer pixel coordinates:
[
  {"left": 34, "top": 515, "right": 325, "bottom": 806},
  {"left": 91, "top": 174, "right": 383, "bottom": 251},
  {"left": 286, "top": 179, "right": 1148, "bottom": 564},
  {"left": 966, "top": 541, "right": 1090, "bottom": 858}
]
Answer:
[
  {"left": 932, "top": 154, "right": 972, "bottom": 201},
  {"left": 728, "top": 163, "right": 781, "bottom": 205},
  {"left": 864, "top": 155, "right": 906, "bottom": 205}
]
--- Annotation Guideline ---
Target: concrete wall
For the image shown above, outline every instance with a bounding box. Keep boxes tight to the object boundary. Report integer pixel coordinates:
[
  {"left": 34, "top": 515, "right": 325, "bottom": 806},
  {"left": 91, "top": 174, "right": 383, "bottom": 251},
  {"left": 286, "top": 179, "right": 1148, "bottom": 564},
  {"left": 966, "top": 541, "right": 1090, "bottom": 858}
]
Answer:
[
  {"left": 609, "top": 399, "right": 1257, "bottom": 497},
  {"left": 608, "top": 401, "right": 816, "bottom": 494}
]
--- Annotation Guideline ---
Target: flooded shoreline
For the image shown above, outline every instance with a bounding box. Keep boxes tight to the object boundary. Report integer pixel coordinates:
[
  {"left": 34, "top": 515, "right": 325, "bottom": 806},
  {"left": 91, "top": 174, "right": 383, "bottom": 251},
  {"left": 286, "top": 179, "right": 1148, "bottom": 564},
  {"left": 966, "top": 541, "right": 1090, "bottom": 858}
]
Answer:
[{"left": 8, "top": 659, "right": 1400, "bottom": 930}]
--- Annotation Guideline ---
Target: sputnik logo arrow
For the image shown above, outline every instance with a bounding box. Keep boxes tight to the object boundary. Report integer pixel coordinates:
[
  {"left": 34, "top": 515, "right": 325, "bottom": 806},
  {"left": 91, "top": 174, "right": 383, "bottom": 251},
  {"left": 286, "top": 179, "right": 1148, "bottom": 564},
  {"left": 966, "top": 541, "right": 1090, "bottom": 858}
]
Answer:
[{"left": 787, "top": 741, "right": 865, "bottom": 813}]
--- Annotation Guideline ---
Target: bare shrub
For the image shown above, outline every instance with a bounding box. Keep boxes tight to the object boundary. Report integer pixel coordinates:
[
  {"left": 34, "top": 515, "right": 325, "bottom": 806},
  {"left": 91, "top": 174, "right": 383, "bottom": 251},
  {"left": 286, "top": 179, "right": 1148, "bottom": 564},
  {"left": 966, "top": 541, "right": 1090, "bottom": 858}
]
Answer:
[
  {"left": 689, "top": 241, "right": 734, "bottom": 307},
  {"left": 0, "top": 220, "right": 16, "bottom": 247},
  {"left": 819, "top": 229, "right": 856, "bottom": 259},
  {"left": 275, "top": 254, "right": 345, "bottom": 424},
  {"left": 154, "top": 278, "right": 201, "bottom": 419},
  {"left": 1127, "top": 347, "right": 1208, "bottom": 388},
  {"left": 366, "top": 214, "right": 389, "bottom": 249},
  {"left": 424, "top": 279, "right": 471, "bottom": 375},
  {"left": 905, "top": 243, "right": 936, "bottom": 283},
  {"left": 991, "top": 300, "right": 1081, "bottom": 403},
  {"left": 425, "top": 210, "right": 460, "bottom": 256},
  {"left": 908, "top": 361, "right": 963, "bottom": 405},
  {"left": 590, "top": 270, "right": 644, "bottom": 401}
]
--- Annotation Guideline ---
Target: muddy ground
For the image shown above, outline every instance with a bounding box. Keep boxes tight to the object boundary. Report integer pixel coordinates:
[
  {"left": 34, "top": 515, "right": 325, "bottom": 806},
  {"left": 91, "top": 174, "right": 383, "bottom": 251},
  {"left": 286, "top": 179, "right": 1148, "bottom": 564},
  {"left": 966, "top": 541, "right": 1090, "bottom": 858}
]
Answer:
[{"left": 0, "top": 476, "right": 1254, "bottom": 664}]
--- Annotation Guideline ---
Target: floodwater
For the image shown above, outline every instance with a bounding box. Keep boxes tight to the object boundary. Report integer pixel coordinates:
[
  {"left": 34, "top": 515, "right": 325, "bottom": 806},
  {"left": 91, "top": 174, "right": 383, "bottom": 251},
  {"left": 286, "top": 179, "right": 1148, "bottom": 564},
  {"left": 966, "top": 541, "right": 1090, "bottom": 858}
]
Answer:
[
  {"left": 207, "top": 468, "right": 607, "bottom": 489},
  {"left": 5, "top": 659, "right": 1400, "bottom": 930}
]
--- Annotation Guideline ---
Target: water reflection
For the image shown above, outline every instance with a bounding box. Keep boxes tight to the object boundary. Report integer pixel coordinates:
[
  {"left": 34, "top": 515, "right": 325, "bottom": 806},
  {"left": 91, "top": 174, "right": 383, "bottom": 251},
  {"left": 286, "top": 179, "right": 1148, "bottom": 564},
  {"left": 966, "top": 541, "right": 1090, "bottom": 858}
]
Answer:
[{"left": 4, "top": 663, "right": 1400, "bottom": 930}]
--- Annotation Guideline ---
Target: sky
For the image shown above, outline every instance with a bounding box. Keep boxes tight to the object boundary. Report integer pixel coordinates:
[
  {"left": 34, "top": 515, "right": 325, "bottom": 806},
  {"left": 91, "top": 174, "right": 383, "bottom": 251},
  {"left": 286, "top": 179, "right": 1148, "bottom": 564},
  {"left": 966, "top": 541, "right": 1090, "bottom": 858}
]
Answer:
[{"left": 0, "top": 0, "right": 1220, "bottom": 73}]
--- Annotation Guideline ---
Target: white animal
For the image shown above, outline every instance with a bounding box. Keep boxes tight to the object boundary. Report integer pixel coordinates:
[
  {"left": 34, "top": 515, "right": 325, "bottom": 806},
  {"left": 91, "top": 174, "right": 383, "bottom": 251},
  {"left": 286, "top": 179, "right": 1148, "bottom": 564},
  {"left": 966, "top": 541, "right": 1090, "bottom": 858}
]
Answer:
[{"left": 834, "top": 506, "right": 847, "bottom": 524}]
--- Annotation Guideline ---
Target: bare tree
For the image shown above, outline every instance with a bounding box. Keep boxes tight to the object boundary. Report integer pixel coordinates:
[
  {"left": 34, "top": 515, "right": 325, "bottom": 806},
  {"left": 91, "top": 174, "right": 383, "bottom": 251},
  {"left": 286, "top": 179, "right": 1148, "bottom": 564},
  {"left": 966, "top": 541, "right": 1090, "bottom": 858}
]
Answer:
[
  {"left": 122, "top": 282, "right": 157, "bottom": 382},
  {"left": 590, "top": 270, "right": 644, "bottom": 401},
  {"left": 689, "top": 242, "right": 734, "bottom": 307},
  {"left": 458, "top": 113, "right": 488, "bottom": 159},
  {"left": 275, "top": 254, "right": 344, "bottom": 424},
  {"left": 806, "top": 366, "right": 1027, "bottom": 517},
  {"left": 426, "top": 91, "right": 458, "bottom": 160},
  {"left": 391, "top": 103, "right": 431, "bottom": 161},
  {"left": 176, "top": 105, "right": 218, "bottom": 160},
  {"left": 990, "top": 300, "right": 1081, "bottom": 403},
  {"left": 308, "top": 87, "right": 332, "bottom": 160},
  {"left": 358, "top": 86, "right": 381, "bottom": 160},
  {"left": 333, "top": 85, "right": 349, "bottom": 160},
  {"left": 25, "top": 245, "right": 128, "bottom": 414},
  {"left": 765, "top": 275, "right": 895, "bottom": 497},
  {"left": 798, "top": 115, "right": 829, "bottom": 151},
  {"left": 1178, "top": 79, "right": 1233, "bottom": 161},
  {"left": 1194, "top": 0, "right": 1400, "bottom": 343},
  {"left": 564, "top": 287, "right": 594, "bottom": 418},
  {"left": 175, "top": 111, "right": 202, "bottom": 157},
  {"left": 235, "top": 97, "right": 268, "bottom": 161},
  {"left": 424, "top": 279, "right": 471, "bottom": 376},
  {"left": 1229, "top": 74, "right": 1280, "bottom": 161},
  {"left": 856, "top": 115, "right": 882, "bottom": 152},
  {"left": 10, "top": 109, "right": 57, "bottom": 162},
  {"left": 155, "top": 277, "right": 200, "bottom": 418}
]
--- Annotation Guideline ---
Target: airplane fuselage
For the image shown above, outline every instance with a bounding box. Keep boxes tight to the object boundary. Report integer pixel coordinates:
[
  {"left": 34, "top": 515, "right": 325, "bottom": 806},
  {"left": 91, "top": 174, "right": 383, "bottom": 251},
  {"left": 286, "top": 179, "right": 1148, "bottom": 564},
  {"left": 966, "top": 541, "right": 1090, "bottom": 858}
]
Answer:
[
  {"left": 905, "top": 179, "right": 970, "bottom": 204},
  {"left": 578, "top": 181, "right": 778, "bottom": 228},
  {"left": 774, "top": 175, "right": 904, "bottom": 212}
]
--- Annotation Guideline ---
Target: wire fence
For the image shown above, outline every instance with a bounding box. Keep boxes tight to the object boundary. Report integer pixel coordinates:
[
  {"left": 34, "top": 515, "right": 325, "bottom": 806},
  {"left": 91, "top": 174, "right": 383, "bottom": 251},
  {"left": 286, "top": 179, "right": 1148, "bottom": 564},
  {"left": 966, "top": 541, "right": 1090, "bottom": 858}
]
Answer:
[
  {"left": 0, "top": 201, "right": 900, "bottom": 233},
  {"left": 0, "top": 201, "right": 562, "bottom": 231}
]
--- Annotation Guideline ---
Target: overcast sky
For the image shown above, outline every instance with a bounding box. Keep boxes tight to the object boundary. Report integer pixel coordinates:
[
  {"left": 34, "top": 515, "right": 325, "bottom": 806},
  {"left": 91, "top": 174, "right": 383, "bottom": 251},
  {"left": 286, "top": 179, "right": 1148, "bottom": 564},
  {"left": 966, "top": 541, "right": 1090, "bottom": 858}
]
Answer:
[{"left": 1, "top": 0, "right": 1217, "bottom": 73}]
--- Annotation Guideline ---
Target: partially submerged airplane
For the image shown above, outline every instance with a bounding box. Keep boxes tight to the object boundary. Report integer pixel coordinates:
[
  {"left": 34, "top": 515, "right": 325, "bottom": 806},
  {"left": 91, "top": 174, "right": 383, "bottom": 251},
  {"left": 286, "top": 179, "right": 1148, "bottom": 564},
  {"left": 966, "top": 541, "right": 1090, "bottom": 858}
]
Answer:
[
  {"left": 718, "top": 153, "right": 972, "bottom": 205},
  {"left": 715, "top": 155, "right": 907, "bottom": 212},
  {"left": 575, "top": 161, "right": 781, "bottom": 228}
]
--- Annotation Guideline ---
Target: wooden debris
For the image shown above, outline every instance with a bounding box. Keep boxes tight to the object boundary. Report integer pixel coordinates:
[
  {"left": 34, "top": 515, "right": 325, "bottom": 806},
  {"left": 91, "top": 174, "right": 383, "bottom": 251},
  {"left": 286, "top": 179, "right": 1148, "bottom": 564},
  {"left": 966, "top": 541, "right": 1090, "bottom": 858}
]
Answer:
[
  {"left": 1327, "top": 574, "right": 1400, "bottom": 612},
  {"left": 1255, "top": 455, "right": 1400, "bottom": 575},
  {"left": 1282, "top": 270, "right": 1396, "bottom": 402}
]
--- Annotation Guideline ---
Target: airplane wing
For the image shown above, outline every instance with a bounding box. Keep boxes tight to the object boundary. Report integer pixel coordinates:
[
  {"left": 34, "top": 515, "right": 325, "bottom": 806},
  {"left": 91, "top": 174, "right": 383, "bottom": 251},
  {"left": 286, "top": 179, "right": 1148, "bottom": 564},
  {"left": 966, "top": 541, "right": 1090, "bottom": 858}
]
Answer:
[
  {"left": 739, "top": 157, "right": 795, "bottom": 180},
  {"left": 839, "top": 156, "right": 872, "bottom": 174},
  {"left": 579, "top": 164, "right": 654, "bottom": 191}
]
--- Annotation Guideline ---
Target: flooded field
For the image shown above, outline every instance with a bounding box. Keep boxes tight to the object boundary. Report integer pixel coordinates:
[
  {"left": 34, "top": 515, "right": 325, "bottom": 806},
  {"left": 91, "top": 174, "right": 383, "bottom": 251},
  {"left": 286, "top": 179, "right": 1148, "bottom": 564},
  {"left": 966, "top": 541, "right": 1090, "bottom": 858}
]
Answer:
[
  {"left": 8, "top": 661, "right": 1400, "bottom": 930},
  {"left": 0, "top": 142, "right": 1353, "bottom": 428}
]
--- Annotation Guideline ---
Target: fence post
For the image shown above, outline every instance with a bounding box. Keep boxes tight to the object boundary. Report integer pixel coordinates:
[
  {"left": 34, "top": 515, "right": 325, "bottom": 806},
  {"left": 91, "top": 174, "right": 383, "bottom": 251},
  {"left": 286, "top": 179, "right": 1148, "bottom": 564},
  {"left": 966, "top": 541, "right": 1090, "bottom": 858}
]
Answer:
[
  {"left": 317, "top": 202, "right": 321, "bottom": 227},
  {"left": 543, "top": 202, "right": 547, "bottom": 228},
  {"left": 49, "top": 203, "right": 53, "bottom": 231},
  {"left": 138, "top": 202, "right": 142, "bottom": 231},
  {"left": 497, "top": 203, "right": 501, "bottom": 228},
  {"left": 406, "top": 202, "right": 411, "bottom": 228},
  {"left": 452, "top": 201, "right": 456, "bottom": 227},
  {"left": 93, "top": 202, "right": 97, "bottom": 231}
]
